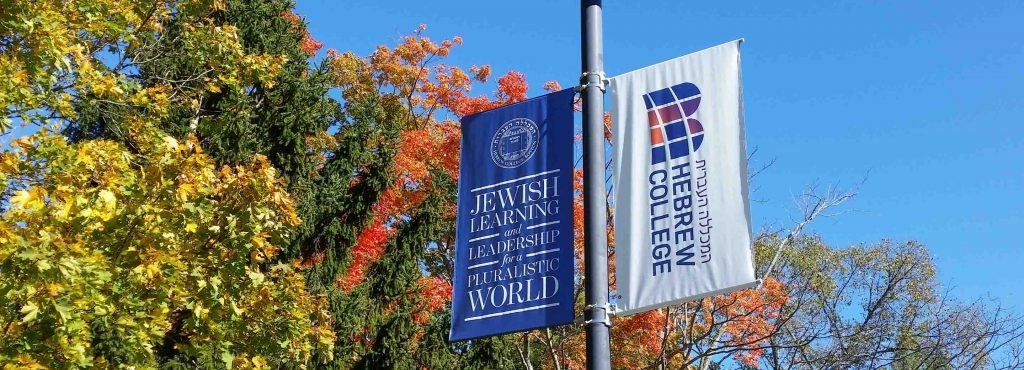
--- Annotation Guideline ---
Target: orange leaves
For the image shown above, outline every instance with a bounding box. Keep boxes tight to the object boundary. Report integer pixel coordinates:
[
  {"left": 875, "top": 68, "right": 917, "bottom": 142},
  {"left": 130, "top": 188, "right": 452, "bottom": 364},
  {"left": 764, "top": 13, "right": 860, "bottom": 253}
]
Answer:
[
  {"left": 326, "top": 25, "right": 529, "bottom": 121},
  {"left": 419, "top": 276, "right": 452, "bottom": 312},
  {"left": 357, "top": 29, "right": 466, "bottom": 110},
  {"left": 612, "top": 310, "right": 667, "bottom": 369},
  {"left": 337, "top": 216, "right": 390, "bottom": 292},
  {"left": 709, "top": 278, "right": 789, "bottom": 367},
  {"left": 495, "top": 71, "right": 529, "bottom": 103},
  {"left": 312, "top": 24, "right": 804, "bottom": 370},
  {"left": 716, "top": 278, "right": 788, "bottom": 337},
  {"left": 436, "top": 119, "right": 462, "bottom": 180},
  {"left": 301, "top": 36, "right": 324, "bottom": 56},
  {"left": 394, "top": 129, "right": 434, "bottom": 184},
  {"left": 325, "top": 25, "right": 536, "bottom": 224},
  {"left": 446, "top": 70, "right": 531, "bottom": 117},
  {"left": 412, "top": 276, "right": 453, "bottom": 324},
  {"left": 281, "top": 11, "right": 322, "bottom": 56},
  {"left": 322, "top": 25, "right": 538, "bottom": 238},
  {"left": 470, "top": 65, "right": 491, "bottom": 82},
  {"left": 543, "top": 80, "right": 582, "bottom": 111},
  {"left": 280, "top": 10, "right": 301, "bottom": 25},
  {"left": 595, "top": 280, "right": 790, "bottom": 369},
  {"left": 571, "top": 169, "right": 587, "bottom": 273}
]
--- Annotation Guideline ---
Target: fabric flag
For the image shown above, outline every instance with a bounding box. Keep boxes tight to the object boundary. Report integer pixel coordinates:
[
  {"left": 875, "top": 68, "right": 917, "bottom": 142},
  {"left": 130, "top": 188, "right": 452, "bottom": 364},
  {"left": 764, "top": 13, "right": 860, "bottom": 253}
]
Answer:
[
  {"left": 609, "top": 40, "right": 757, "bottom": 315},
  {"left": 449, "top": 88, "right": 576, "bottom": 341}
]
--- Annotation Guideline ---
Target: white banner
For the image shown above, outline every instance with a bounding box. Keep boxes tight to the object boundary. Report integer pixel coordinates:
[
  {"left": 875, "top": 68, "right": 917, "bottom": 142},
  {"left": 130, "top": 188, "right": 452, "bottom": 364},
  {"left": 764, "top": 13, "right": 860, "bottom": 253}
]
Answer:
[{"left": 610, "top": 40, "right": 757, "bottom": 315}]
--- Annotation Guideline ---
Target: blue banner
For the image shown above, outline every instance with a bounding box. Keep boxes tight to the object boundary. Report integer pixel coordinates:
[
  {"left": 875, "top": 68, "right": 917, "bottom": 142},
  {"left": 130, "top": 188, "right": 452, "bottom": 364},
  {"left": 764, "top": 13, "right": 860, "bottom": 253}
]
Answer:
[{"left": 449, "top": 89, "right": 576, "bottom": 342}]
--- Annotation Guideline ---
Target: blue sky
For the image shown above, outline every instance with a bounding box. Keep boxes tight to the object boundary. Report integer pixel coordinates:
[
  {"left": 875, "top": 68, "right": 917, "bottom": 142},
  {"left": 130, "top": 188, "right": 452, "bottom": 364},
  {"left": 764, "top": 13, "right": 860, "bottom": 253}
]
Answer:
[{"left": 298, "top": 1, "right": 1024, "bottom": 309}]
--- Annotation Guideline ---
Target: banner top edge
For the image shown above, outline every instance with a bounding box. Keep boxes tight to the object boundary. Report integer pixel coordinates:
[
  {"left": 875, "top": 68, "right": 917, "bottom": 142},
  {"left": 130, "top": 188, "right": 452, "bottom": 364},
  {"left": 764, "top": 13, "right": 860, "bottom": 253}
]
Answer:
[
  {"left": 608, "top": 39, "right": 743, "bottom": 81},
  {"left": 458, "top": 87, "right": 575, "bottom": 123}
]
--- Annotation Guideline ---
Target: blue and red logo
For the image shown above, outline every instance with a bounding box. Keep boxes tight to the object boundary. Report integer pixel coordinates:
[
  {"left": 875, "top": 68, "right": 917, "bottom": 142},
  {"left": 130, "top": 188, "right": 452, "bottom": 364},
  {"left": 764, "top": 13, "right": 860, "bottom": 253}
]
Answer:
[{"left": 644, "top": 82, "right": 703, "bottom": 164}]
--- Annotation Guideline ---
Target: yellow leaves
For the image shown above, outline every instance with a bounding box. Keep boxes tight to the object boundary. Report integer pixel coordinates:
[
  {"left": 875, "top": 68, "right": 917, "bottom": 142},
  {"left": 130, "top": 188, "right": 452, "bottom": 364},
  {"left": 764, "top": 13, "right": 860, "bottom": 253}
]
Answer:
[
  {"left": 246, "top": 53, "right": 288, "bottom": 89},
  {"left": 164, "top": 135, "right": 180, "bottom": 151},
  {"left": 0, "top": 152, "right": 18, "bottom": 176},
  {"left": 0, "top": 1, "right": 337, "bottom": 364},
  {"left": 9, "top": 190, "right": 32, "bottom": 209},
  {"left": 74, "top": 146, "right": 94, "bottom": 166},
  {"left": 53, "top": 92, "right": 77, "bottom": 119},
  {"left": 247, "top": 269, "right": 266, "bottom": 286},
  {"left": 90, "top": 75, "right": 125, "bottom": 97},
  {"left": 35, "top": 259, "right": 52, "bottom": 272},
  {"left": 143, "top": 263, "right": 162, "bottom": 279},
  {"left": 250, "top": 356, "right": 269, "bottom": 370},
  {"left": 11, "top": 188, "right": 46, "bottom": 212},
  {"left": 20, "top": 303, "right": 39, "bottom": 323},
  {"left": 1, "top": 128, "right": 328, "bottom": 367},
  {"left": 46, "top": 283, "right": 63, "bottom": 297},
  {"left": 11, "top": 135, "right": 35, "bottom": 149},
  {"left": 1, "top": 0, "right": 293, "bottom": 135},
  {"left": 5, "top": 354, "right": 48, "bottom": 370},
  {"left": 249, "top": 235, "right": 279, "bottom": 264},
  {"left": 206, "top": 81, "right": 224, "bottom": 93},
  {"left": 95, "top": 189, "right": 117, "bottom": 221},
  {"left": 304, "top": 130, "right": 338, "bottom": 152},
  {"left": 176, "top": 181, "right": 198, "bottom": 203},
  {"left": 231, "top": 351, "right": 285, "bottom": 370}
]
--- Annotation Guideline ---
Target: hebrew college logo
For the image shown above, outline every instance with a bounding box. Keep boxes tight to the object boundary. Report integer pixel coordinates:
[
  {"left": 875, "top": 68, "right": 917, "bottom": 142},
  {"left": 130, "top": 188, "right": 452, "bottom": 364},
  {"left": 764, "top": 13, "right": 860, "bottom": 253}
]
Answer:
[
  {"left": 644, "top": 82, "right": 704, "bottom": 164},
  {"left": 491, "top": 118, "right": 540, "bottom": 168}
]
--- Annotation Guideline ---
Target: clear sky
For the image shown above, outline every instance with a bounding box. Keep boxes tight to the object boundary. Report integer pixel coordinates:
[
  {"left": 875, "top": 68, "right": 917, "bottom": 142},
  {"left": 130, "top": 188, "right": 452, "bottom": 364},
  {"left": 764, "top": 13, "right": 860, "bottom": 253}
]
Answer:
[{"left": 296, "top": 1, "right": 1023, "bottom": 309}]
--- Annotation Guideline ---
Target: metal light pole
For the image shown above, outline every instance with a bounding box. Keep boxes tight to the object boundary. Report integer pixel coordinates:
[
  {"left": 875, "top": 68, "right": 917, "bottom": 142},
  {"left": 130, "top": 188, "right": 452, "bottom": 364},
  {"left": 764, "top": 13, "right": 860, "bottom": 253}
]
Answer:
[{"left": 581, "top": 0, "right": 611, "bottom": 369}]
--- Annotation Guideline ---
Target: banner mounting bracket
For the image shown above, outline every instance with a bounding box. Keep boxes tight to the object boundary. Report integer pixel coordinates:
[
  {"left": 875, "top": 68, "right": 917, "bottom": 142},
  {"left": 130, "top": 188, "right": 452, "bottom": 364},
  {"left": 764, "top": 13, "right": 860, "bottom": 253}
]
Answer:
[
  {"left": 575, "top": 71, "right": 609, "bottom": 92},
  {"left": 582, "top": 303, "right": 613, "bottom": 327}
]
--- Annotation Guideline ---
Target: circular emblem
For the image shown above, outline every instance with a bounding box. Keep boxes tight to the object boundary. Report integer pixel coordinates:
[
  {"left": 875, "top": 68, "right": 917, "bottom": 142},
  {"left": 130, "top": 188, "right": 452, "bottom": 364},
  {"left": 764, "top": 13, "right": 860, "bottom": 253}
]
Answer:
[{"left": 490, "top": 118, "right": 540, "bottom": 168}]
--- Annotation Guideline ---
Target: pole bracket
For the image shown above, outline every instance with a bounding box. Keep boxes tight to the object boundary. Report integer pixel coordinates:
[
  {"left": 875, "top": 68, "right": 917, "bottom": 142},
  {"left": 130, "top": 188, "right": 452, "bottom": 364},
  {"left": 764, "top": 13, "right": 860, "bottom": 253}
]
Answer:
[
  {"left": 575, "top": 71, "right": 610, "bottom": 92},
  {"left": 582, "top": 303, "right": 613, "bottom": 327}
]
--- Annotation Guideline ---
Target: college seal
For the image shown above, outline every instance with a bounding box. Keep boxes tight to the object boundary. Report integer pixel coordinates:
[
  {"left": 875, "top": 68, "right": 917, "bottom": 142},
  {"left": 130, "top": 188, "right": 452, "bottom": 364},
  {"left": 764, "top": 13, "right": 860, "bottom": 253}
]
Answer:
[{"left": 490, "top": 118, "right": 540, "bottom": 168}]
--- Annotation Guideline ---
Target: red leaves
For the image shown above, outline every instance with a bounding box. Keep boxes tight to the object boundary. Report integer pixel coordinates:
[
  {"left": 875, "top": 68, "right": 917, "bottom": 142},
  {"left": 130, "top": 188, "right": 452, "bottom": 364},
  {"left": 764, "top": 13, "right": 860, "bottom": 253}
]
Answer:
[
  {"left": 394, "top": 129, "right": 434, "bottom": 186},
  {"left": 543, "top": 80, "right": 562, "bottom": 92},
  {"left": 495, "top": 71, "right": 528, "bottom": 103},
  {"left": 280, "top": 11, "right": 301, "bottom": 25},
  {"left": 301, "top": 36, "right": 324, "bottom": 56},
  {"left": 413, "top": 276, "right": 453, "bottom": 324},
  {"left": 281, "top": 11, "right": 323, "bottom": 56},
  {"left": 711, "top": 278, "right": 789, "bottom": 367},
  {"left": 336, "top": 216, "right": 389, "bottom": 292},
  {"left": 443, "top": 70, "right": 531, "bottom": 117},
  {"left": 612, "top": 310, "right": 667, "bottom": 369},
  {"left": 419, "top": 276, "right": 452, "bottom": 312},
  {"left": 312, "top": 25, "right": 800, "bottom": 370},
  {"left": 572, "top": 168, "right": 586, "bottom": 273},
  {"left": 543, "top": 80, "right": 582, "bottom": 111}
]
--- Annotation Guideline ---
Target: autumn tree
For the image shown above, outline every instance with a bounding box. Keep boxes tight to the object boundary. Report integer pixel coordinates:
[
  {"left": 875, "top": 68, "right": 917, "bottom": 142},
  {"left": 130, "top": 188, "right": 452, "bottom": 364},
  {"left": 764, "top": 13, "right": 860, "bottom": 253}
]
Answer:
[
  {"left": 1, "top": 0, "right": 332, "bottom": 367},
  {"left": 312, "top": 25, "right": 532, "bottom": 368},
  {"left": 47, "top": 0, "right": 527, "bottom": 365},
  {"left": 7, "top": 1, "right": 1020, "bottom": 368},
  {"left": 0, "top": 131, "right": 333, "bottom": 368},
  {"left": 325, "top": 43, "right": 794, "bottom": 370},
  {"left": 606, "top": 185, "right": 1024, "bottom": 370},
  {"left": 755, "top": 235, "right": 1024, "bottom": 369}
]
